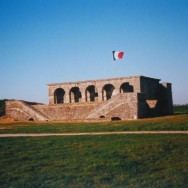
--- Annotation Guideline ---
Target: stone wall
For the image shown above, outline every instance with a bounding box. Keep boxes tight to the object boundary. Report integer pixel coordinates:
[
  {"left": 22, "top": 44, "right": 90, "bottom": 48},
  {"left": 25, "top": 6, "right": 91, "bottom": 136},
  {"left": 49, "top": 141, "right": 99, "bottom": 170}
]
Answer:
[
  {"left": 6, "top": 100, "right": 49, "bottom": 121},
  {"left": 5, "top": 75, "right": 173, "bottom": 122},
  {"left": 33, "top": 103, "right": 99, "bottom": 120},
  {"left": 48, "top": 76, "right": 141, "bottom": 105},
  {"left": 140, "top": 76, "right": 161, "bottom": 99}
]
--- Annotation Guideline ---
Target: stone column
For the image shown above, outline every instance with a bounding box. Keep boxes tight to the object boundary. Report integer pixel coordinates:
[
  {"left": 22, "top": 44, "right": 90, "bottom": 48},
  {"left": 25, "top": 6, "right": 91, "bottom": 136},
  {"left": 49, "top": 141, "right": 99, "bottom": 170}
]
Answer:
[
  {"left": 97, "top": 88, "right": 103, "bottom": 102},
  {"left": 80, "top": 88, "right": 86, "bottom": 102},
  {"left": 64, "top": 92, "right": 70, "bottom": 103},
  {"left": 48, "top": 87, "right": 54, "bottom": 105},
  {"left": 113, "top": 88, "right": 119, "bottom": 96},
  {"left": 49, "top": 96, "right": 54, "bottom": 105},
  {"left": 86, "top": 90, "right": 89, "bottom": 102},
  {"left": 70, "top": 92, "right": 74, "bottom": 103}
]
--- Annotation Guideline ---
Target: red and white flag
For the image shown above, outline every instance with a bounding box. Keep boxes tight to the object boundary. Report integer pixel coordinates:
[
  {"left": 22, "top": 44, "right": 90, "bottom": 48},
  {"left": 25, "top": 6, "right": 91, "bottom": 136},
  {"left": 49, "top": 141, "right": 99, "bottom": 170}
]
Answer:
[{"left": 112, "top": 51, "right": 124, "bottom": 61}]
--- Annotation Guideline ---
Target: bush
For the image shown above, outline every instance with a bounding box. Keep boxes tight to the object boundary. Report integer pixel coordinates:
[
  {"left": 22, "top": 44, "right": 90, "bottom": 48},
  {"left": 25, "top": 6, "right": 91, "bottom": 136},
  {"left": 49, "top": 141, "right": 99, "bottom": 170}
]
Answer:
[{"left": 174, "top": 104, "right": 188, "bottom": 114}]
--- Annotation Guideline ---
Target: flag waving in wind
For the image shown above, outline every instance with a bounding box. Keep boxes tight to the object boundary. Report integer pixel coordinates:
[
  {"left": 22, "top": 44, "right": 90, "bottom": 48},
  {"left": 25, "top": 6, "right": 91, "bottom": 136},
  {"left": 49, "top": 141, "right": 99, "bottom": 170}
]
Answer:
[{"left": 112, "top": 51, "right": 124, "bottom": 61}]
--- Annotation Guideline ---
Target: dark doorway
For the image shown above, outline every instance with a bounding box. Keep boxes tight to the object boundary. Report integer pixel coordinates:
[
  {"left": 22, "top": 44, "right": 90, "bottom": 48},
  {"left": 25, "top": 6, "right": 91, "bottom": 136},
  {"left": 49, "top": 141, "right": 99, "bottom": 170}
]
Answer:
[
  {"left": 102, "top": 84, "right": 115, "bottom": 101},
  {"left": 86, "top": 85, "right": 96, "bottom": 102},
  {"left": 69, "top": 87, "right": 82, "bottom": 103},
  {"left": 120, "top": 82, "right": 134, "bottom": 93},
  {"left": 54, "top": 88, "right": 65, "bottom": 104}
]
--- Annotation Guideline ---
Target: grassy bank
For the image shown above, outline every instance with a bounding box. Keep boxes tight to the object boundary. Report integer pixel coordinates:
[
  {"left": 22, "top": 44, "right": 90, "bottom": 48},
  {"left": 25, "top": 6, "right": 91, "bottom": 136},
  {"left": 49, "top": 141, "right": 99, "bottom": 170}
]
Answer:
[
  {"left": 1, "top": 113, "right": 188, "bottom": 133},
  {"left": 0, "top": 102, "right": 188, "bottom": 134},
  {"left": 1, "top": 135, "right": 188, "bottom": 187}
]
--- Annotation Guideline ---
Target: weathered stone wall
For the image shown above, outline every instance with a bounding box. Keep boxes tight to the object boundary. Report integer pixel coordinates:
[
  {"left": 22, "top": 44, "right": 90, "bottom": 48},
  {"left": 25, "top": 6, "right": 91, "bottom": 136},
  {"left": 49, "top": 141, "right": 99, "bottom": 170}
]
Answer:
[
  {"left": 6, "top": 100, "right": 49, "bottom": 121},
  {"left": 6, "top": 101, "right": 30, "bottom": 121},
  {"left": 140, "top": 76, "right": 161, "bottom": 99},
  {"left": 48, "top": 76, "right": 141, "bottom": 105},
  {"left": 33, "top": 93, "right": 139, "bottom": 121},
  {"left": 104, "top": 93, "right": 138, "bottom": 120},
  {"left": 159, "top": 83, "right": 173, "bottom": 115},
  {"left": 5, "top": 75, "right": 173, "bottom": 121},
  {"left": 33, "top": 103, "right": 100, "bottom": 120}
]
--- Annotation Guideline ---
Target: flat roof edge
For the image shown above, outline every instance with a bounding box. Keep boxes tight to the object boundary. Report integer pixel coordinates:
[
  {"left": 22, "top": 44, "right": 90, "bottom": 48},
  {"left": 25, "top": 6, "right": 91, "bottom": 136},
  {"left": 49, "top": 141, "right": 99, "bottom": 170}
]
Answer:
[{"left": 47, "top": 75, "right": 161, "bottom": 86}]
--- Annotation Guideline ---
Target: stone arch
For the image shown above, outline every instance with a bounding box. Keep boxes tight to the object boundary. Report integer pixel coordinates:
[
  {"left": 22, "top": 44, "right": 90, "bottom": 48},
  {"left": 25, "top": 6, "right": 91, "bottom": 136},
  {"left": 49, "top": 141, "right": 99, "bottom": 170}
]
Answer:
[
  {"left": 69, "top": 87, "right": 82, "bottom": 103},
  {"left": 54, "top": 88, "right": 65, "bottom": 104},
  {"left": 120, "top": 82, "right": 134, "bottom": 93},
  {"left": 102, "top": 84, "right": 115, "bottom": 101},
  {"left": 28, "top": 117, "right": 34, "bottom": 121},
  {"left": 85, "top": 85, "right": 96, "bottom": 102}
]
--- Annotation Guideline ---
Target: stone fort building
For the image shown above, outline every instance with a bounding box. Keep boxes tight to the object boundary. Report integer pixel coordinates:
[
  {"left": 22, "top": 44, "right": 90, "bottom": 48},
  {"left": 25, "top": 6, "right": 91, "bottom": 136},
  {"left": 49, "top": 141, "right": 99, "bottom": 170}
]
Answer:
[{"left": 6, "top": 75, "right": 173, "bottom": 121}]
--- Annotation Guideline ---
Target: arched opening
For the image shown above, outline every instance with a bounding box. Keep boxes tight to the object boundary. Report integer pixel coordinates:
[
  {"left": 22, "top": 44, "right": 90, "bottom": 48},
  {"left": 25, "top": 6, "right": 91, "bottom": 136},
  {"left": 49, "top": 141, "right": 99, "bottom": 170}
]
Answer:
[
  {"left": 54, "top": 88, "right": 65, "bottom": 104},
  {"left": 111, "top": 117, "right": 121, "bottom": 121},
  {"left": 28, "top": 118, "right": 34, "bottom": 121},
  {"left": 99, "top": 115, "right": 105, "bottom": 119},
  {"left": 69, "top": 87, "right": 82, "bottom": 103},
  {"left": 85, "top": 85, "right": 97, "bottom": 102},
  {"left": 102, "top": 84, "right": 115, "bottom": 101},
  {"left": 120, "top": 82, "right": 134, "bottom": 93}
]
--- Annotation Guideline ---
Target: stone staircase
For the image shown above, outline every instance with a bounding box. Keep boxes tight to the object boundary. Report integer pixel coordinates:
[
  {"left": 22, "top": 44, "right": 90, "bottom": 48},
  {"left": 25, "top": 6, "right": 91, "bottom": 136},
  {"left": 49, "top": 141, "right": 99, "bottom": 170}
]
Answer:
[
  {"left": 6, "top": 93, "right": 138, "bottom": 121},
  {"left": 6, "top": 100, "right": 50, "bottom": 121},
  {"left": 86, "top": 93, "right": 126, "bottom": 119}
]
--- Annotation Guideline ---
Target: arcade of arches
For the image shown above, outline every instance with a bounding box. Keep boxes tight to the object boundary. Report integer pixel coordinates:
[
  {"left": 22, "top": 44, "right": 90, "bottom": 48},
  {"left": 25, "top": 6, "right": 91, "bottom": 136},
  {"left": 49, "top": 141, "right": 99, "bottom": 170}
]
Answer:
[{"left": 54, "top": 82, "right": 134, "bottom": 104}]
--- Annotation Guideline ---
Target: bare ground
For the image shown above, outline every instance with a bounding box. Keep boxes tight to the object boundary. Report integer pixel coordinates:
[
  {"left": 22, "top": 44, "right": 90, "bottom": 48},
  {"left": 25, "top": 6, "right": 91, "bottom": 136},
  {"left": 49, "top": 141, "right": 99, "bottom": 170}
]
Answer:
[{"left": 0, "top": 131, "right": 188, "bottom": 137}]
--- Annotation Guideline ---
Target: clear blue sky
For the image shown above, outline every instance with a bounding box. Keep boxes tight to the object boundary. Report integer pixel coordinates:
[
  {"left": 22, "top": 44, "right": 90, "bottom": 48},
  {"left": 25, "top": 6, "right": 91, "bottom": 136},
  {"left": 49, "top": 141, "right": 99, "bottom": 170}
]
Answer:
[{"left": 0, "top": 0, "right": 188, "bottom": 104}]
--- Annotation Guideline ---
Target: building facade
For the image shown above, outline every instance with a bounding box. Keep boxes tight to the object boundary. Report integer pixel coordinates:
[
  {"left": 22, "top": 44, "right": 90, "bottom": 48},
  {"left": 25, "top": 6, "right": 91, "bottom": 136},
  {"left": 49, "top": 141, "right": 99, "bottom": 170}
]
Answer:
[{"left": 6, "top": 76, "right": 173, "bottom": 121}]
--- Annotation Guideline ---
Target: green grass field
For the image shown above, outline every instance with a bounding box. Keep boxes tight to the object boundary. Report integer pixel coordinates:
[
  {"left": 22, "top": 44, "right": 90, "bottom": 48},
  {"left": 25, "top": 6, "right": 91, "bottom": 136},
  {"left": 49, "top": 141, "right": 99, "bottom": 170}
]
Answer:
[
  {"left": 1, "top": 113, "right": 188, "bottom": 134},
  {"left": 1, "top": 135, "right": 188, "bottom": 187},
  {"left": 0, "top": 103, "right": 188, "bottom": 187}
]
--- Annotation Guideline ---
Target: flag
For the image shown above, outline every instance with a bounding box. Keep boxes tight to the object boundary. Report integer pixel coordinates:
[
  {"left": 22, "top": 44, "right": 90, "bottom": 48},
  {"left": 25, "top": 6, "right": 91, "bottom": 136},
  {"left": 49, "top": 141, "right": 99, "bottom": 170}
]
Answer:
[{"left": 112, "top": 51, "right": 124, "bottom": 61}]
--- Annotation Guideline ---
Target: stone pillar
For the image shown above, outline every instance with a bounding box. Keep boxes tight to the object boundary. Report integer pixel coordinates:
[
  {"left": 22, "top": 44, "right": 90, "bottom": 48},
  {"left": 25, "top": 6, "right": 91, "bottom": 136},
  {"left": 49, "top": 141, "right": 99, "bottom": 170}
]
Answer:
[
  {"left": 49, "top": 96, "right": 54, "bottom": 105},
  {"left": 97, "top": 89, "right": 103, "bottom": 102},
  {"left": 48, "top": 86, "right": 54, "bottom": 105},
  {"left": 86, "top": 90, "right": 89, "bottom": 102},
  {"left": 70, "top": 92, "right": 74, "bottom": 103},
  {"left": 113, "top": 88, "right": 119, "bottom": 96},
  {"left": 80, "top": 88, "right": 86, "bottom": 102},
  {"left": 64, "top": 92, "right": 70, "bottom": 103}
]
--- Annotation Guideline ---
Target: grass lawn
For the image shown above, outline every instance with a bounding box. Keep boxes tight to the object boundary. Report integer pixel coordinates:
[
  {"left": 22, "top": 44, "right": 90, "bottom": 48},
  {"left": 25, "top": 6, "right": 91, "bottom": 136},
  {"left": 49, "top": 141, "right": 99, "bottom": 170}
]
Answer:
[
  {"left": 1, "top": 135, "right": 188, "bottom": 187},
  {"left": 0, "top": 114, "right": 188, "bottom": 133},
  {"left": 0, "top": 104, "right": 188, "bottom": 187}
]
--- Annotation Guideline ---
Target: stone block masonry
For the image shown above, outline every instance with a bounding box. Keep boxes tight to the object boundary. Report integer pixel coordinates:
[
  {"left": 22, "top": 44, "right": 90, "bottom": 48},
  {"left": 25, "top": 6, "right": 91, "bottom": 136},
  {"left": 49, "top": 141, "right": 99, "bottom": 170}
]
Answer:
[{"left": 6, "top": 75, "right": 173, "bottom": 121}]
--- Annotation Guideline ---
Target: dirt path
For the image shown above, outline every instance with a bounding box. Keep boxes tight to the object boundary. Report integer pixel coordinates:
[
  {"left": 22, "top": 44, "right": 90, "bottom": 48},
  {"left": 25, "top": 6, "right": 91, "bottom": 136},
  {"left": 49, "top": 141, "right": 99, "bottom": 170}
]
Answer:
[{"left": 0, "top": 131, "right": 188, "bottom": 137}]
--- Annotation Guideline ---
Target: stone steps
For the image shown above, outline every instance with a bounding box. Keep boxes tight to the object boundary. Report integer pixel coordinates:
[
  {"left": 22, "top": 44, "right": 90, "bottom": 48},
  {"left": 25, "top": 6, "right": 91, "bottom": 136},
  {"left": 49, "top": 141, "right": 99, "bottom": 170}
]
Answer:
[{"left": 86, "top": 93, "right": 126, "bottom": 119}]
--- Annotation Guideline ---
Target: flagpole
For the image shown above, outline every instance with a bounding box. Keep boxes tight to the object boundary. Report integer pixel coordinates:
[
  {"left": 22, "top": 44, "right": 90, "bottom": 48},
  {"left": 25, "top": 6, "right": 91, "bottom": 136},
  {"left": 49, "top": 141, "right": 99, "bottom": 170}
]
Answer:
[
  {"left": 113, "top": 59, "right": 115, "bottom": 78},
  {"left": 112, "top": 51, "right": 115, "bottom": 78},
  {"left": 112, "top": 50, "right": 124, "bottom": 78}
]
